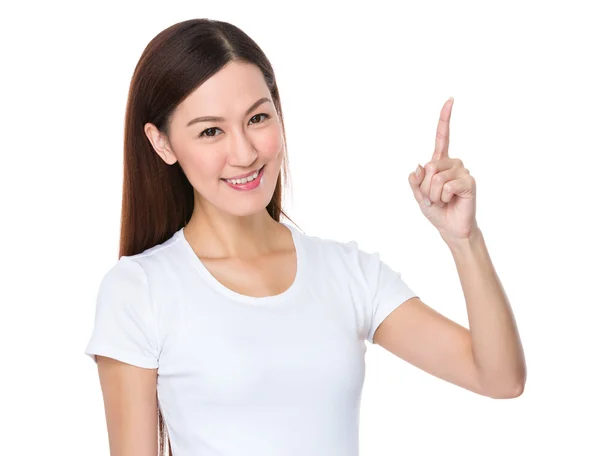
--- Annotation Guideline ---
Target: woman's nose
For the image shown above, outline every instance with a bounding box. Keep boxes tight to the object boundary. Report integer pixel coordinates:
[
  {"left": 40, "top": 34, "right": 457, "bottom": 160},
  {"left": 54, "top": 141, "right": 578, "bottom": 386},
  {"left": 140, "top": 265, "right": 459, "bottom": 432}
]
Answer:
[{"left": 227, "top": 130, "right": 258, "bottom": 166}]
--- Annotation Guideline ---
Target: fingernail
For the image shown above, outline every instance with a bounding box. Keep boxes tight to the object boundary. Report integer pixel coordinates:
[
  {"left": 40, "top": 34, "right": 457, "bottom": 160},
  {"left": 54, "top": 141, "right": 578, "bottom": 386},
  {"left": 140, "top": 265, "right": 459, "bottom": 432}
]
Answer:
[
  {"left": 423, "top": 198, "right": 431, "bottom": 207},
  {"left": 415, "top": 164, "right": 422, "bottom": 177}
]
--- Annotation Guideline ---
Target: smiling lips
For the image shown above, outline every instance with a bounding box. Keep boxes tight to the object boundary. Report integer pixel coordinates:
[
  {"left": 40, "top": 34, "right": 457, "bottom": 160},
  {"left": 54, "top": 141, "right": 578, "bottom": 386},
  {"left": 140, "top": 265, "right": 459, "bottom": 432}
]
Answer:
[
  {"left": 222, "top": 165, "right": 265, "bottom": 190},
  {"left": 222, "top": 165, "right": 264, "bottom": 184},
  {"left": 222, "top": 165, "right": 264, "bottom": 180}
]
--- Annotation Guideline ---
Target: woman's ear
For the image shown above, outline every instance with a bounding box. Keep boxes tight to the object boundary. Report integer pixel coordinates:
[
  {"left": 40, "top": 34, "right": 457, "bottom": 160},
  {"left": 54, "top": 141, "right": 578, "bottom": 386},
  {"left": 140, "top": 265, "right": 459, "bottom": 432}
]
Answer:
[{"left": 144, "top": 123, "right": 178, "bottom": 165}]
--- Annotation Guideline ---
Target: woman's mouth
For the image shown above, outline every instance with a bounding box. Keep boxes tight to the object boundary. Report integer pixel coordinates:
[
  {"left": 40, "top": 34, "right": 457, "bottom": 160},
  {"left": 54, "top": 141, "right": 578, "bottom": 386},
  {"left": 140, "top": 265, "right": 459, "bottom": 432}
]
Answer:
[{"left": 221, "top": 165, "right": 265, "bottom": 191}]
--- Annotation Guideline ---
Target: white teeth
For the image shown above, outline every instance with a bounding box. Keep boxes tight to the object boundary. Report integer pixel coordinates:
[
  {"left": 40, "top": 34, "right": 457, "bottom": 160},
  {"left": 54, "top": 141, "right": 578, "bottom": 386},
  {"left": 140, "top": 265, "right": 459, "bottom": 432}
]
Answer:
[{"left": 226, "top": 167, "right": 261, "bottom": 185}]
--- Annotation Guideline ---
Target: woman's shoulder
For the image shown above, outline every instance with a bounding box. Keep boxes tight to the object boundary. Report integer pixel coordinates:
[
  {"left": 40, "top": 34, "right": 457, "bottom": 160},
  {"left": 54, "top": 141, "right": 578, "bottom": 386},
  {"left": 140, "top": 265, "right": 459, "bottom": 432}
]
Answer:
[
  {"left": 119, "top": 228, "right": 188, "bottom": 273},
  {"left": 287, "top": 223, "right": 366, "bottom": 264}
]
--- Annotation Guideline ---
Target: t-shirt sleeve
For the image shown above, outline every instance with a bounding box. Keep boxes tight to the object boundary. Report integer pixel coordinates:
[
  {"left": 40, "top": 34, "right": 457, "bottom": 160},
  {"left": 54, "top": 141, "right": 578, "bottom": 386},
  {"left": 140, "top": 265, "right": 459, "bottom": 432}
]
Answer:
[
  {"left": 354, "top": 243, "right": 419, "bottom": 344},
  {"left": 84, "top": 256, "right": 160, "bottom": 369}
]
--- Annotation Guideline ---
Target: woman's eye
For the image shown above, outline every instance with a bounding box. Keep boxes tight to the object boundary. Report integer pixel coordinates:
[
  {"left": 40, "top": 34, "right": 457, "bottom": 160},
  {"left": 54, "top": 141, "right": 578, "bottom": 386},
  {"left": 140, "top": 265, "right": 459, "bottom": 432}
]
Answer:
[
  {"left": 198, "top": 113, "right": 271, "bottom": 138},
  {"left": 198, "top": 127, "right": 222, "bottom": 138},
  {"left": 249, "top": 113, "right": 270, "bottom": 124}
]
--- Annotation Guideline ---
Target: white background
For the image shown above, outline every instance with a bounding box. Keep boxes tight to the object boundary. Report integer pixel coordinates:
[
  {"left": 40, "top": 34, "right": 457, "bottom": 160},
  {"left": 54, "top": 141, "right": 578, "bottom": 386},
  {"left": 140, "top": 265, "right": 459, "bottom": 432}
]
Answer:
[{"left": 1, "top": 0, "right": 599, "bottom": 454}]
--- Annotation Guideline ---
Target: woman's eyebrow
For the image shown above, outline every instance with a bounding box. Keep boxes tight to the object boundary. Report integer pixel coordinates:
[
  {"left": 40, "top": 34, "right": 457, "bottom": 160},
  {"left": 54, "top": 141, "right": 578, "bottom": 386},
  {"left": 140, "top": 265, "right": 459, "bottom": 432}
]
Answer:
[{"left": 186, "top": 97, "right": 271, "bottom": 127}]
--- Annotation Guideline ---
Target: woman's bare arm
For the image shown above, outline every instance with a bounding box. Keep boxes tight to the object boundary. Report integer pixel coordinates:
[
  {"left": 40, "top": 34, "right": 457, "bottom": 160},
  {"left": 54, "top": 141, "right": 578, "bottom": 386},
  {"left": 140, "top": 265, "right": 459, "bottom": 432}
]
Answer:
[{"left": 96, "top": 356, "right": 158, "bottom": 456}]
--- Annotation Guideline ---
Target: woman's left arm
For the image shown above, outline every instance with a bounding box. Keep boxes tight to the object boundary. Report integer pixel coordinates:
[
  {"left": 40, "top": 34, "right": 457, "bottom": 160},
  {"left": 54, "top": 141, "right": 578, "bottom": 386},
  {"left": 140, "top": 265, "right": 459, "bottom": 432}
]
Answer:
[
  {"left": 445, "top": 226, "right": 526, "bottom": 397},
  {"left": 373, "top": 97, "right": 525, "bottom": 398}
]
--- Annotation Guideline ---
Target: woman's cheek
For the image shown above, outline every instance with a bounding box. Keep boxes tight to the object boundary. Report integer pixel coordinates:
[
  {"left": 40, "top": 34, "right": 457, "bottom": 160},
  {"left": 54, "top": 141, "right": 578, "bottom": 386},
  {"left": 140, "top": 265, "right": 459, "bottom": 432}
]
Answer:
[
  {"left": 259, "top": 127, "right": 283, "bottom": 158},
  {"left": 183, "top": 144, "right": 226, "bottom": 183}
]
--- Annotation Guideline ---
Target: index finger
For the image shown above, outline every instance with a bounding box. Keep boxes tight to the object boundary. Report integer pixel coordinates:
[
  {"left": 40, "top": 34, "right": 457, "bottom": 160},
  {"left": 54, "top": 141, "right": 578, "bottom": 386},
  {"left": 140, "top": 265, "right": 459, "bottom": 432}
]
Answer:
[{"left": 433, "top": 97, "right": 454, "bottom": 160}]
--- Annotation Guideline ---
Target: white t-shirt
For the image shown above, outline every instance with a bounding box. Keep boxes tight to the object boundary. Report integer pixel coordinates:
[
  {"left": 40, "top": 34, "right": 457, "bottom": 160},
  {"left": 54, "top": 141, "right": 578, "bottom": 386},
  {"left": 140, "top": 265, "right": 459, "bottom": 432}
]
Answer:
[{"left": 85, "top": 222, "right": 418, "bottom": 456}]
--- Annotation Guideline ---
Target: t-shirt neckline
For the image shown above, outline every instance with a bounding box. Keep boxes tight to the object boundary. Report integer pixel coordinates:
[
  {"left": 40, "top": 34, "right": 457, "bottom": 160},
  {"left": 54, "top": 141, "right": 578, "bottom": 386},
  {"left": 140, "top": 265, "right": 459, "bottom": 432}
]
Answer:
[{"left": 175, "top": 222, "right": 305, "bottom": 304}]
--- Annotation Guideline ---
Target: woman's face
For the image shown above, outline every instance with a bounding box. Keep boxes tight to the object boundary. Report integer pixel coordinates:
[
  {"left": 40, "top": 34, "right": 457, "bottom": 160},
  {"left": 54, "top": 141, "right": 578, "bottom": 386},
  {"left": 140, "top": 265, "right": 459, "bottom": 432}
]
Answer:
[{"left": 145, "top": 61, "right": 284, "bottom": 217}]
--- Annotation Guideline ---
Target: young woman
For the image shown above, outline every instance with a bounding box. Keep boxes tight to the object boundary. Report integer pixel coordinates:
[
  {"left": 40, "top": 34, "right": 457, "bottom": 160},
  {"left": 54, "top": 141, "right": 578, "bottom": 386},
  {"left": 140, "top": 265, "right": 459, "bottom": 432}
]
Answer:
[{"left": 85, "top": 18, "right": 526, "bottom": 456}]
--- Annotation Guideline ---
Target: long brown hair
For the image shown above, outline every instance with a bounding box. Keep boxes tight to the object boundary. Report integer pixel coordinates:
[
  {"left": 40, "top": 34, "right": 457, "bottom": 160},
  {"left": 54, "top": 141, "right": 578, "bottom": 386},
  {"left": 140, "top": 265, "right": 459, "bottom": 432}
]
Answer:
[{"left": 117, "top": 18, "right": 295, "bottom": 455}]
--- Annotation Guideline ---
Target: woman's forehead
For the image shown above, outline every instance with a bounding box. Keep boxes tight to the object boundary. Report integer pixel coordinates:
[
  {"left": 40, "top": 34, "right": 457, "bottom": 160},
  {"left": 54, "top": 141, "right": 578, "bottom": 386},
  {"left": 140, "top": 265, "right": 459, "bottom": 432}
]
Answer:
[{"left": 180, "top": 62, "right": 268, "bottom": 110}]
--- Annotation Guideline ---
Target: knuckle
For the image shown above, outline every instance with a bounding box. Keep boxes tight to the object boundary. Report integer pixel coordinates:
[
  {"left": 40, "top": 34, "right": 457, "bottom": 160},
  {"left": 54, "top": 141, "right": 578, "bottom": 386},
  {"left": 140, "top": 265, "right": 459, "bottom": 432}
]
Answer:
[{"left": 432, "top": 173, "right": 444, "bottom": 185}]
